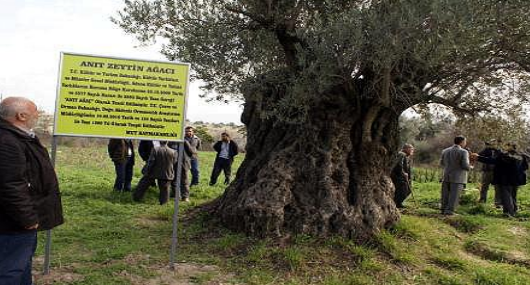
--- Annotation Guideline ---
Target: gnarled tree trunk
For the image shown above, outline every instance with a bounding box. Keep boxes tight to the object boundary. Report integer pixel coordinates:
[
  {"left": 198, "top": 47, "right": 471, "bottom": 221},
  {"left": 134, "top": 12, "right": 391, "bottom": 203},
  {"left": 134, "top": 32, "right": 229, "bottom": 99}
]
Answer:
[{"left": 214, "top": 85, "right": 402, "bottom": 240}]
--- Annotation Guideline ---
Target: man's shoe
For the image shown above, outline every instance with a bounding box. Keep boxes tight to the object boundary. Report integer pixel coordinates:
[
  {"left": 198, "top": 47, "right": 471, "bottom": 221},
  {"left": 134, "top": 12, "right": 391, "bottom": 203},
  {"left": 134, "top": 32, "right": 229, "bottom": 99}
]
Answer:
[{"left": 182, "top": 197, "right": 190, "bottom": 202}]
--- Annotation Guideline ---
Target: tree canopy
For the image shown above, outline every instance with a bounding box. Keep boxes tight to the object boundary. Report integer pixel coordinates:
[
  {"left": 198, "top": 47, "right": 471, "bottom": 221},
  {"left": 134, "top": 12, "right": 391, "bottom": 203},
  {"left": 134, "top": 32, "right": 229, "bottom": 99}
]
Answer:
[{"left": 115, "top": 0, "right": 530, "bottom": 120}]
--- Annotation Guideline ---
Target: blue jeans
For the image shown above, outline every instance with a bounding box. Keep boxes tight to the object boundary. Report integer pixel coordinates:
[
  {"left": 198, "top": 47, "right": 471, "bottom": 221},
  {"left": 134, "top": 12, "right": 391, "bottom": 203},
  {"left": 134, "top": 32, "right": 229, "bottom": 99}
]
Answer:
[
  {"left": 190, "top": 158, "right": 199, "bottom": 185},
  {"left": 0, "top": 232, "right": 37, "bottom": 285},
  {"left": 113, "top": 156, "right": 134, "bottom": 191}
]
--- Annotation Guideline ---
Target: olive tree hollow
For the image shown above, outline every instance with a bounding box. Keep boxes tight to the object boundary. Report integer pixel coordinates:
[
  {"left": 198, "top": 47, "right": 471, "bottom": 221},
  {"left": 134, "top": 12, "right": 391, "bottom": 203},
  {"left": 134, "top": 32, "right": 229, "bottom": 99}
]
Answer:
[{"left": 115, "top": 0, "right": 530, "bottom": 239}]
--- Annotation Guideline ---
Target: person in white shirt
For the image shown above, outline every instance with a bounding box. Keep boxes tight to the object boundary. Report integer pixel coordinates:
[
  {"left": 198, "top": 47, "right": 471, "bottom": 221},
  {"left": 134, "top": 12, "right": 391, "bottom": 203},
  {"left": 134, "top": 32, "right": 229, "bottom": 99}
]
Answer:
[{"left": 209, "top": 132, "right": 239, "bottom": 186}]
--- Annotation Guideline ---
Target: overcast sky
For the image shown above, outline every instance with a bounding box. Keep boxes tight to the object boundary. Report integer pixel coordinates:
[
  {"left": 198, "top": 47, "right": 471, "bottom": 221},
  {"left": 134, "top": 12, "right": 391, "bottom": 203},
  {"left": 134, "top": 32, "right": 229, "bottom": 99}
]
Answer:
[{"left": 0, "top": 0, "right": 243, "bottom": 124}]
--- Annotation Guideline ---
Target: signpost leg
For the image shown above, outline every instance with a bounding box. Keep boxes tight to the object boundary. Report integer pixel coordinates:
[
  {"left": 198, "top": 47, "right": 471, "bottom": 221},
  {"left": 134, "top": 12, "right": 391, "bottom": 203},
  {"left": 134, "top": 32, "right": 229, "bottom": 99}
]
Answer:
[
  {"left": 170, "top": 143, "right": 184, "bottom": 270},
  {"left": 44, "top": 136, "right": 58, "bottom": 275}
]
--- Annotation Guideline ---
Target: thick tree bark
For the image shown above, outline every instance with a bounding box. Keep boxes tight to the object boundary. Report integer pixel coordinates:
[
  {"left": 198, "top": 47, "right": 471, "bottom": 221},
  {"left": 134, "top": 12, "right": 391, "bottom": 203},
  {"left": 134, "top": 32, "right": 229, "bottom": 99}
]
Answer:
[{"left": 214, "top": 85, "right": 401, "bottom": 240}]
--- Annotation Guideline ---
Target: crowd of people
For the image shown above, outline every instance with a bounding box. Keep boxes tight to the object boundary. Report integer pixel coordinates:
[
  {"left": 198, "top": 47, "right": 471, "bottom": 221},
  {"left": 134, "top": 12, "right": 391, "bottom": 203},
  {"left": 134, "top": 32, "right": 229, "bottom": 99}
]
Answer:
[
  {"left": 107, "top": 127, "right": 239, "bottom": 205},
  {"left": 392, "top": 136, "right": 529, "bottom": 217}
]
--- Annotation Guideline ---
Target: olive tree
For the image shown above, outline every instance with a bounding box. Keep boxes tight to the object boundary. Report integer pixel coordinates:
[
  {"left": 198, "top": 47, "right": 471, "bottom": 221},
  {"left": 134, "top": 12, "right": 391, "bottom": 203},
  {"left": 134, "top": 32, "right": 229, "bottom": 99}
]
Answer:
[{"left": 114, "top": 0, "right": 530, "bottom": 239}]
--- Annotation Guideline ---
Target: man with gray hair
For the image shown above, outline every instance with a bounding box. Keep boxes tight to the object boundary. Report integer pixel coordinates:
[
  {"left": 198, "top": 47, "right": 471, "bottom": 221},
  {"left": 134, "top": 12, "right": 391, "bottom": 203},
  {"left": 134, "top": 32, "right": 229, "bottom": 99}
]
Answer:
[
  {"left": 391, "top": 143, "right": 414, "bottom": 208},
  {"left": 0, "top": 97, "right": 64, "bottom": 284}
]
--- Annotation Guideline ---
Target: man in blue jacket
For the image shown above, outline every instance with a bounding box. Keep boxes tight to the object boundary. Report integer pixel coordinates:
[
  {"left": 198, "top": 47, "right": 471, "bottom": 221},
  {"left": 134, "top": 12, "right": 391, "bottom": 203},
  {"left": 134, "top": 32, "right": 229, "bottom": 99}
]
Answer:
[{"left": 0, "top": 97, "right": 64, "bottom": 284}]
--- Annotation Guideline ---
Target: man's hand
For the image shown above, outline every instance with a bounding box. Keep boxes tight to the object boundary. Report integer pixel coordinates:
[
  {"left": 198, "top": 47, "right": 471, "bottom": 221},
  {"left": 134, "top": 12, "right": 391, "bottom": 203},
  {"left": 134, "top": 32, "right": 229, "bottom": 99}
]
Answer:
[{"left": 25, "top": 223, "right": 39, "bottom": 230}]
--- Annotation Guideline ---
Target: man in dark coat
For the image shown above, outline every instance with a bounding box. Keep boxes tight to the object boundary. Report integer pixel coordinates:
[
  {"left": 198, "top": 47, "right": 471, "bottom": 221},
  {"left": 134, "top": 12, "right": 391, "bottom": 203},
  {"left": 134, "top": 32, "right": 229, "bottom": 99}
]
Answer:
[
  {"left": 133, "top": 141, "right": 176, "bottom": 205},
  {"left": 138, "top": 140, "right": 159, "bottom": 188},
  {"left": 0, "top": 97, "right": 64, "bottom": 284},
  {"left": 477, "top": 142, "right": 528, "bottom": 216},
  {"left": 138, "top": 140, "right": 155, "bottom": 163},
  {"left": 391, "top": 143, "right": 414, "bottom": 208},
  {"left": 209, "top": 132, "right": 239, "bottom": 186},
  {"left": 168, "top": 140, "right": 193, "bottom": 201},
  {"left": 478, "top": 140, "right": 501, "bottom": 206},
  {"left": 108, "top": 138, "right": 135, "bottom": 192}
]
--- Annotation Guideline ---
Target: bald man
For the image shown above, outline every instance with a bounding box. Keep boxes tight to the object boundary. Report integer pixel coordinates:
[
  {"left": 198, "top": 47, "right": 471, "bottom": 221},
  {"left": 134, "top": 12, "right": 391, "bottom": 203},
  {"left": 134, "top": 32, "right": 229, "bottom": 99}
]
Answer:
[{"left": 0, "top": 97, "right": 64, "bottom": 284}]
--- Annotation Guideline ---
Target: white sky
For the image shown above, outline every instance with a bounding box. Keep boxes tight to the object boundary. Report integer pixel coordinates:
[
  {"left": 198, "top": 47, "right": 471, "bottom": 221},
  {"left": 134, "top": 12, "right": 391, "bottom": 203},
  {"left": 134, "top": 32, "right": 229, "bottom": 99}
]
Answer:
[{"left": 0, "top": 0, "right": 243, "bottom": 124}]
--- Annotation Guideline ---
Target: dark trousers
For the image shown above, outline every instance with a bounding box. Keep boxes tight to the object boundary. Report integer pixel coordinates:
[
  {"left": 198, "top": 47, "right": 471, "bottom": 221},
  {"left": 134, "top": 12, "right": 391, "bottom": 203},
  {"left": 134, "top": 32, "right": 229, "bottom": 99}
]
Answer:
[
  {"left": 479, "top": 171, "right": 501, "bottom": 204},
  {"left": 172, "top": 165, "right": 190, "bottom": 199},
  {"left": 190, "top": 158, "right": 200, "bottom": 185},
  {"left": 133, "top": 176, "right": 171, "bottom": 205},
  {"left": 209, "top": 157, "right": 232, "bottom": 185},
  {"left": 0, "top": 231, "right": 37, "bottom": 285},
  {"left": 441, "top": 182, "right": 464, "bottom": 215},
  {"left": 113, "top": 156, "right": 134, "bottom": 191},
  {"left": 498, "top": 185, "right": 518, "bottom": 216},
  {"left": 393, "top": 180, "right": 411, "bottom": 208}
]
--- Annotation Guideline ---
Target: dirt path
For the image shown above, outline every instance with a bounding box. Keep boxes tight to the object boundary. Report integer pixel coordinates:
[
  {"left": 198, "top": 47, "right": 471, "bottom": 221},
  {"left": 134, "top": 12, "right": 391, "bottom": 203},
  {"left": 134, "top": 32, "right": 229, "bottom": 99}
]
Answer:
[{"left": 33, "top": 257, "right": 237, "bottom": 285}]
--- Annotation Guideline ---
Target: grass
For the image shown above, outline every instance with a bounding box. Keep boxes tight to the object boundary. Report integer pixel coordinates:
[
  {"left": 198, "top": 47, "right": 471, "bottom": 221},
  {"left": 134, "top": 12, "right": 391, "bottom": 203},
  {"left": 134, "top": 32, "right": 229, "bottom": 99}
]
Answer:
[{"left": 32, "top": 148, "right": 530, "bottom": 284}]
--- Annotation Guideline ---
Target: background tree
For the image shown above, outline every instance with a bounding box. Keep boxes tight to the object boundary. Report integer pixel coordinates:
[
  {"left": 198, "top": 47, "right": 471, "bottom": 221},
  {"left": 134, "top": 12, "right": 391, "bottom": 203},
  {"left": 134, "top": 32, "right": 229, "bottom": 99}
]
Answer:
[
  {"left": 193, "top": 125, "right": 215, "bottom": 144},
  {"left": 114, "top": 0, "right": 530, "bottom": 239},
  {"left": 398, "top": 110, "right": 454, "bottom": 164},
  {"left": 455, "top": 108, "right": 530, "bottom": 153}
]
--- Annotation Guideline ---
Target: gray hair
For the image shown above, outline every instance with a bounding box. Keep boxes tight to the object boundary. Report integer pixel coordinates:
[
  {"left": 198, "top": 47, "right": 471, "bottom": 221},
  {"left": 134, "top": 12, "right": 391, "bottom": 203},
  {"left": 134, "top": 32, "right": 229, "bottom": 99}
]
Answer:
[
  {"left": 0, "top": 97, "right": 34, "bottom": 119},
  {"left": 402, "top": 143, "right": 414, "bottom": 150}
]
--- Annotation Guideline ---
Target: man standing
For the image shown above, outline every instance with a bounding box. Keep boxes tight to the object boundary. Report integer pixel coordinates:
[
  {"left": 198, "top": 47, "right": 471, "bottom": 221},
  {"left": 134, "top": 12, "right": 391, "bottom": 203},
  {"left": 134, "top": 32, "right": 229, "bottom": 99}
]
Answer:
[
  {"left": 168, "top": 140, "right": 193, "bottom": 202},
  {"left": 391, "top": 143, "right": 414, "bottom": 208},
  {"left": 108, "top": 139, "right": 135, "bottom": 192},
  {"left": 478, "top": 140, "right": 501, "bottom": 206},
  {"left": 184, "top": 126, "right": 202, "bottom": 186},
  {"left": 209, "top": 132, "right": 239, "bottom": 186},
  {"left": 0, "top": 97, "right": 64, "bottom": 284},
  {"left": 440, "top": 136, "right": 473, "bottom": 216},
  {"left": 477, "top": 142, "right": 528, "bottom": 217}
]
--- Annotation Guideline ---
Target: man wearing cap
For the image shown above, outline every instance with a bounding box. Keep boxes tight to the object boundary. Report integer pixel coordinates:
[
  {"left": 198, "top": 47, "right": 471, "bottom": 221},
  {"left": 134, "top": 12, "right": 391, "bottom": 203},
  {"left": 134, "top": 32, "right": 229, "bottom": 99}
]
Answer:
[{"left": 0, "top": 97, "right": 64, "bottom": 284}]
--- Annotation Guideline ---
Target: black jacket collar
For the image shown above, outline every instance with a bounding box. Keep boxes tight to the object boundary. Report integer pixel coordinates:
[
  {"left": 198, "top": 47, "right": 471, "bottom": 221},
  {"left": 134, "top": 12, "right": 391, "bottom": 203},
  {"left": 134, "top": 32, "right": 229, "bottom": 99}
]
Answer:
[{"left": 0, "top": 118, "right": 34, "bottom": 141}]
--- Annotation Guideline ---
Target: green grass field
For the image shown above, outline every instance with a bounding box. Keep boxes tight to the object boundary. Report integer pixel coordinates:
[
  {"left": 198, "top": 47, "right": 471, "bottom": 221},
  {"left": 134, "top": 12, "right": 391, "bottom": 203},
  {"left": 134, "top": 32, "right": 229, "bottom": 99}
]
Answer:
[{"left": 33, "top": 146, "right": 530, "bottom": 284}]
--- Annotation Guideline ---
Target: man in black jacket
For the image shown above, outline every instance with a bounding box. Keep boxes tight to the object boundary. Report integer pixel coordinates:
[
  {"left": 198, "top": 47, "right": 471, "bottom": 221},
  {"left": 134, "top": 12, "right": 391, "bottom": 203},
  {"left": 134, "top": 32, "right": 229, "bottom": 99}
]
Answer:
[
  {"left": 476, "top": 142, "right": 528, "bottom": 216},
  {"left": 209, "top": 132, "right": 239, "bottom": 186},
  {"left": 108, "top": 138, "right": 135, "bottom": 192},
  {"left": 0, "top": 97, "right": 64, "bottom": 284}
]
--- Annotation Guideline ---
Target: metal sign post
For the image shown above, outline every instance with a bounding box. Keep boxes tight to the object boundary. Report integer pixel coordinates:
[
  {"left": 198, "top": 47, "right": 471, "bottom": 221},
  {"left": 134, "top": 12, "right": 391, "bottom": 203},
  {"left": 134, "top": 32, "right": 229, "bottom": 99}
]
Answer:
[
  {"left": 43, "top": 135, "right": 58, "bottom": 274},
  {"left": 170, "top": 142, "right": 185, "bottom": 270}
]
